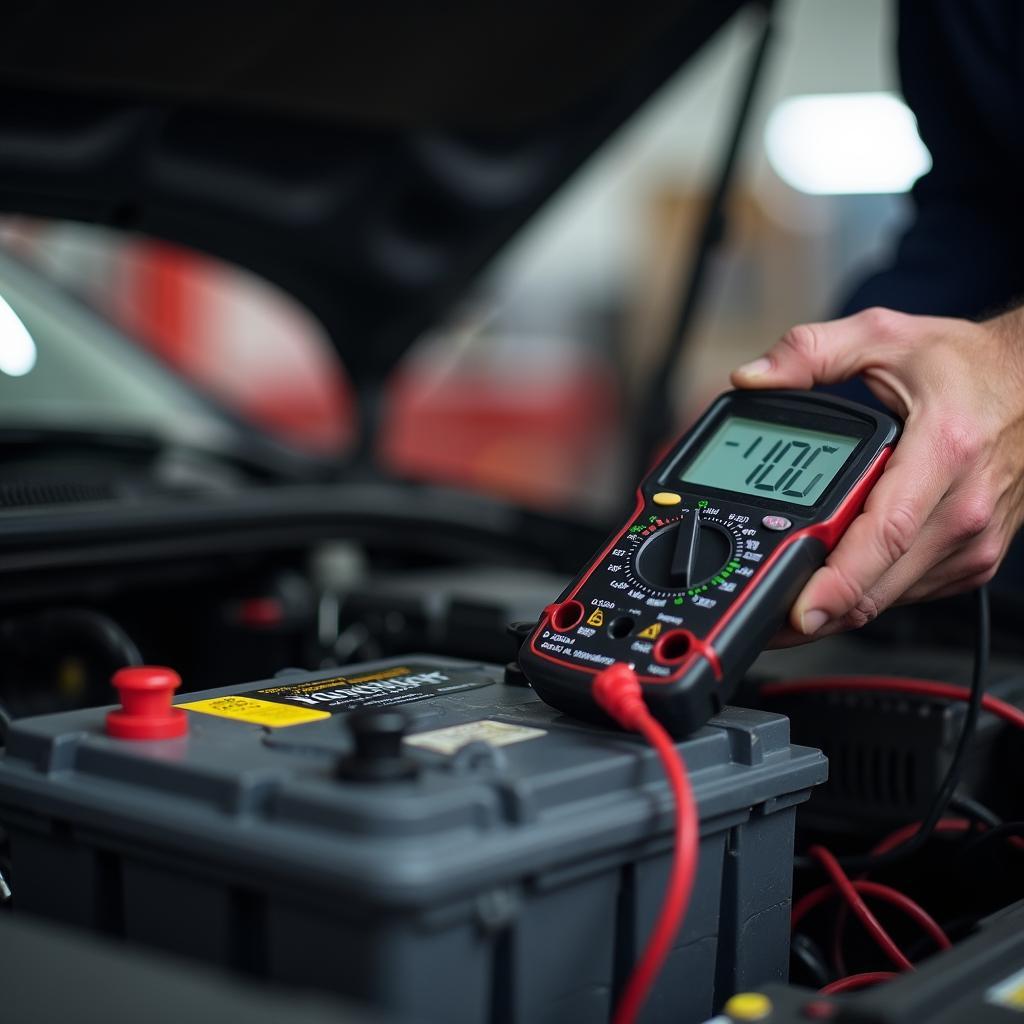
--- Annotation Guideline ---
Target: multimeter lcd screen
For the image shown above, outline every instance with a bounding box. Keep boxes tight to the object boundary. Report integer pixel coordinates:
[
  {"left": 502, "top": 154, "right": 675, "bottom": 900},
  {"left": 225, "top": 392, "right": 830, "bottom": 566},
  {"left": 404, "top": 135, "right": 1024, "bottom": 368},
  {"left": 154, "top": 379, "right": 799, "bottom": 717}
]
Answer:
[{"left": 679, "top": 416, "right": 860, "bottom": 506}]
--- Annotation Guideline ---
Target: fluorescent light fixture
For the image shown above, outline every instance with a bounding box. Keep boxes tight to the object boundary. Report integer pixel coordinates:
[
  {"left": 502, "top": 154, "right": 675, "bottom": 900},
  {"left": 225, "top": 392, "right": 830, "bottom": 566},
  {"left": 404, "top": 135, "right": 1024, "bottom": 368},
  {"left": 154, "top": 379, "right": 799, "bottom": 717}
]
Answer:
[
  {"left": 765, "top": 92, "right": 932, "bottom": 195},
  {"left": 0, "top": 293, "right": 38, "bottom": 377}
]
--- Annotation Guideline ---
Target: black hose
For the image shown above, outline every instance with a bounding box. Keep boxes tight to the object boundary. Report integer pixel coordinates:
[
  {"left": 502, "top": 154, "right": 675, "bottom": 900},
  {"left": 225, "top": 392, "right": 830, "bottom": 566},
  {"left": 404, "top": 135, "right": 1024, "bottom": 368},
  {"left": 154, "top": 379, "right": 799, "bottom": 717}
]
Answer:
[
  {"left": 0, "top": 608, "right": 143, "bottom": 669},
  {"left": 958, "top": 821, "right": 1024, "bottom": 860},
  {"left": 950, "top": 793, "right": 1003, "bottom": 830},
  {"left": 790, "top": 933, "right": 832, "bottom": 988}
]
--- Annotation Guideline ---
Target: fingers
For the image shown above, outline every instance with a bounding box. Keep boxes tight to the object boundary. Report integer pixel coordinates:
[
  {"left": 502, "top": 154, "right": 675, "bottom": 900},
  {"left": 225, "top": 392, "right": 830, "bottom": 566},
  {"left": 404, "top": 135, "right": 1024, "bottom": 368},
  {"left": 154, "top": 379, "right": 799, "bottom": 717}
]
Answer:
[
  {"left": 898, "top": 531, "right": 1005, "bottom": 603},
  {"left": 765, "top": 624, "right": 819, "bottom": 649},
  {"left": 903, "top": 571, "right": 997, "bottom": 603},
  {"left": 839, "top": 491, "right": 991, "bottom": 614},
  {"left": 731, "top": 308, "right": 907, "bottom": 391},
  {"left": 789, "top": 420, "right": 956, "bottom": 634},
  {"left": 771, "top": 486, "right": 1002, "bottom": 638},
  {"left": 783, "top": 478, "right": 1004, "bottom": 634}
]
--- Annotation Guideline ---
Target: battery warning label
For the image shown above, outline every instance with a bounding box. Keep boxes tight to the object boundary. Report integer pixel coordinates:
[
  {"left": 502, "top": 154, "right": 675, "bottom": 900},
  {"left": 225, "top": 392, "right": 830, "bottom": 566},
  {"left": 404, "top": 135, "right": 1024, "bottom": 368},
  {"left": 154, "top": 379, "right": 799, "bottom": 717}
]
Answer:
[
  {"left": 405, "top": 719, "right": 546, "bottom": 755},
  {"left": 180, "top": 664, "right": 492, "bottom": 728},
  {"left": 177, "top": 696, "right": 329, "bottom": 728}
]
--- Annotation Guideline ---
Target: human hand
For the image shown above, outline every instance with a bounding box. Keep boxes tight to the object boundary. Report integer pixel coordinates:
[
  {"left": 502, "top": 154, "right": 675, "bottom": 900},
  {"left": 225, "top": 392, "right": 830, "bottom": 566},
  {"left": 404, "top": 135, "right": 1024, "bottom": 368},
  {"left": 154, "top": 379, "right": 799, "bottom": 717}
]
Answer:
[{"left": 730, "top": 306, "right": 1024, "bottom": 641}]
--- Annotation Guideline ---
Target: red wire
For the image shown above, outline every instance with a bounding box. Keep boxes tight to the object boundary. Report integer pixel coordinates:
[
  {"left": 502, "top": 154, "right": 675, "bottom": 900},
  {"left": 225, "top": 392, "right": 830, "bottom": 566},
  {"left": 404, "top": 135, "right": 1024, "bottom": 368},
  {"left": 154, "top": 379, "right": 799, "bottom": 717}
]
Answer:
[
  {"left": 819, "top": 971, "right": 898, "bottom": 995},
  {"left": 869, "top": 816, "right": 1024, "bottom": 856},
  {"left": 591, "top": 663, "right": 700, "bottom": 1024},
  {"left": 772, "top": 678, "right": 1024, "bottom": 979},
  {"left": 766, "top": 675, "right": 1024, "bottom": 974},
  {"left": 761, "top": 676, "right": 1024, "bottom": 730},
  {"left": 871, "top": 817, "right": 972, "bottom": 856},
  {"left": 828, "top": 818, "right": 970, "bottom": 973},
  {"left": 792, "top": 878, "right": 950, "bottom": 953},
  {"left": 828, "top": 816, "right": 1024, "bottom": 972},
  {"left": 808, "top": 846, "right": 913, "bottom": 971}
]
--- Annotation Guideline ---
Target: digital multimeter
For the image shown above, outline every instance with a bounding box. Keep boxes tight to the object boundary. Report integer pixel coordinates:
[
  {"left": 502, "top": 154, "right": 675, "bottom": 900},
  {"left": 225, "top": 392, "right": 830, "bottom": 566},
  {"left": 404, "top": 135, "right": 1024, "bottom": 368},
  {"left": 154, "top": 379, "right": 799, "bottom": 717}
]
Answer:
[{"left": 519, "top": 389, "right": 900, "bottom": 736}]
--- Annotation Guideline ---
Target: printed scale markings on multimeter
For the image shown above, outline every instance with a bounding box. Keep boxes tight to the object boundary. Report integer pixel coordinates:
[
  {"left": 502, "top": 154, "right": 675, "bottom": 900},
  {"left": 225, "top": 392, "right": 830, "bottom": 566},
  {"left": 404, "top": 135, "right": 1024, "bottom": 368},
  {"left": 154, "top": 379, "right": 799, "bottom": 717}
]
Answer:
[{"left": 519, "top": 390, "right": 900, "bottom": 736}]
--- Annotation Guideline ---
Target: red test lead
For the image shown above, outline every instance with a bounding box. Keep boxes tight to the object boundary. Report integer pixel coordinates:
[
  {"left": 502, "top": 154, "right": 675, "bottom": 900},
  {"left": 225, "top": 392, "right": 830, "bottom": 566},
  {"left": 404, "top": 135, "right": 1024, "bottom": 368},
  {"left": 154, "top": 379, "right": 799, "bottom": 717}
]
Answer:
[{"left": 592, "top": 662, "right": 700, "bottom": 1024}]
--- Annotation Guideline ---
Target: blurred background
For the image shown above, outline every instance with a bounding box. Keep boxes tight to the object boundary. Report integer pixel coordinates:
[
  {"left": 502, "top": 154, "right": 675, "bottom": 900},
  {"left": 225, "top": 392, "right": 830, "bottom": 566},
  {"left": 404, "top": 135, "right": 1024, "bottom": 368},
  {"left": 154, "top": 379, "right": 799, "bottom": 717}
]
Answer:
[{"left": 0, "top": 0, "right": 919, "bottom": 513}]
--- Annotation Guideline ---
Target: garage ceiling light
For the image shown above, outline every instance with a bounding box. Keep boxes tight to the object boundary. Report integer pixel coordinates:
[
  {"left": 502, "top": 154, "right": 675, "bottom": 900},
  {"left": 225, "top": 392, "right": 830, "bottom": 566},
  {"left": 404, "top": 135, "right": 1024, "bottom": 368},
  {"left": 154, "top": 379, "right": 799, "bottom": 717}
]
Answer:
[
  {"left": 764, "top": 92, "right": 932, "bottom": 195},
  {"left": 0, "top": 293, "right": 38, "bottom": 377}
]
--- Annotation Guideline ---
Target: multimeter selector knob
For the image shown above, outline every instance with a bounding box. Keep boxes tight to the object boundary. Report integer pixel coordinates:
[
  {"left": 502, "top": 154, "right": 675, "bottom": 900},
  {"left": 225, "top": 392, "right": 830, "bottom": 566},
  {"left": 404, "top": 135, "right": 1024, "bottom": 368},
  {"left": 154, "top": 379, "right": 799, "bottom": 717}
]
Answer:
[{"left": 635, "top": 520, "right": 733, "bottom": 591}]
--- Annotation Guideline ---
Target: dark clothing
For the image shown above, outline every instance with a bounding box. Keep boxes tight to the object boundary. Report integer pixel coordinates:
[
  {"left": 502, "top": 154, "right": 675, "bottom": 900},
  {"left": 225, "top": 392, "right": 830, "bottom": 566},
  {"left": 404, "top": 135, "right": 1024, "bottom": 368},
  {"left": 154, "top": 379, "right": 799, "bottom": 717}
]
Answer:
[
  {"left": 835, "top": 1, "right": 1024, "bottom": 595},
  {"left": 840, "top": 0, "right": 1024, "bottom": 320}
]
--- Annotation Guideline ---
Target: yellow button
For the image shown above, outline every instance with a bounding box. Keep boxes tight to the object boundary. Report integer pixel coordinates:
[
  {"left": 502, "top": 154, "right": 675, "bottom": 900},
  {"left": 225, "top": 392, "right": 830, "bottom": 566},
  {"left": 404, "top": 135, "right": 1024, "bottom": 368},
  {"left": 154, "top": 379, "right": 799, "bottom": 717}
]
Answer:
[
  {"left": 724, "top": 992, "right": 773, "bottom": 1021},
  {"left": 652, "top": 491, "right": 682, "bottom": 506}
]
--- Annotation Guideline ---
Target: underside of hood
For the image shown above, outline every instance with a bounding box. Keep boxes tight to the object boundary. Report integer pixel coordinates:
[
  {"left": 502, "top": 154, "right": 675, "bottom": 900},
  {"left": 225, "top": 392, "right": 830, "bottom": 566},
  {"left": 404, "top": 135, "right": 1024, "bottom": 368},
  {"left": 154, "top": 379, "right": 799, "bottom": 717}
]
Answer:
[{"left": 0, "top": 3, "right": 746, "bottom": 403}]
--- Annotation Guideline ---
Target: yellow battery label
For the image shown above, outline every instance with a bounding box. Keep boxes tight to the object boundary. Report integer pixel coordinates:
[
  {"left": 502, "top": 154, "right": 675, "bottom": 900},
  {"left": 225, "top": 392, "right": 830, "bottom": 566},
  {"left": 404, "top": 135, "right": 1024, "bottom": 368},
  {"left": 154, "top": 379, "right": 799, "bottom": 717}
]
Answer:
[{"left": 178, "top": 695, "right": 331, "bottom": 728}]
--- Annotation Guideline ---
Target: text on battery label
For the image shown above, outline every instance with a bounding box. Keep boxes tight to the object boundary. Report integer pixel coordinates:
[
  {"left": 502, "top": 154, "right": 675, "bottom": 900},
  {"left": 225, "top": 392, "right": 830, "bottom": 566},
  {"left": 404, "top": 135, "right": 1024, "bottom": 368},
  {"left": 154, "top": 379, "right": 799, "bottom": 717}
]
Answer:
[
  {"left": 240, "top": 664, "right": 493, "bottom": 716},
  {"left": 282, "top": 671, "right": 451, "bottom": 705}
]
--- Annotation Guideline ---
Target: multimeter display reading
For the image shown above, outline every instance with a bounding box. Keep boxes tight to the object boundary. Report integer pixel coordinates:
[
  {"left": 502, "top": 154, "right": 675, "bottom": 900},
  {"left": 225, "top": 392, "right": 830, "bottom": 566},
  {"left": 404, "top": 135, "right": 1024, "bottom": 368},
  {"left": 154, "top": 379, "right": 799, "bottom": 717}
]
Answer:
[
  {"left": 519, "top": 389, "right": 901, "bottom": 737},
  {"left": 679, "top": 416, "right": 859, "bottom": 506}
]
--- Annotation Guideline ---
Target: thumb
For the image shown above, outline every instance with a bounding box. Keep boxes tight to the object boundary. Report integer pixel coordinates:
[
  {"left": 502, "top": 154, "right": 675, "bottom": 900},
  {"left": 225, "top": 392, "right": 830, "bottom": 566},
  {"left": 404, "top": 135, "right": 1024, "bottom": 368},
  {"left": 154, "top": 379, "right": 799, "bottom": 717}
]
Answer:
[{"left": 731, "top": 308, "right": 900, "bottom": 390}]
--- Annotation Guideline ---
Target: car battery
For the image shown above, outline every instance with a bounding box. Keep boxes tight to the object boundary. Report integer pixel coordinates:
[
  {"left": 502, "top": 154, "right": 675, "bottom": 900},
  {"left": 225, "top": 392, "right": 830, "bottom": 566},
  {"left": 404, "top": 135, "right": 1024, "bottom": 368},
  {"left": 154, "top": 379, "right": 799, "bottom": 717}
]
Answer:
[{"left": 0, "top": 656, "right": 826, "bottom": 1024}]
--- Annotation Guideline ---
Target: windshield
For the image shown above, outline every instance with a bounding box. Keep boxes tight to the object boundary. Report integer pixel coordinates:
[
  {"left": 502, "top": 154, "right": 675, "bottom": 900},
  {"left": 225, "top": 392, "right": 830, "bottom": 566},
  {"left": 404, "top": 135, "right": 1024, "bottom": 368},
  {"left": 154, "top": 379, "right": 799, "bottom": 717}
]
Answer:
[{"left": 0, "top": 250, "right": 235, "bottom": 449}]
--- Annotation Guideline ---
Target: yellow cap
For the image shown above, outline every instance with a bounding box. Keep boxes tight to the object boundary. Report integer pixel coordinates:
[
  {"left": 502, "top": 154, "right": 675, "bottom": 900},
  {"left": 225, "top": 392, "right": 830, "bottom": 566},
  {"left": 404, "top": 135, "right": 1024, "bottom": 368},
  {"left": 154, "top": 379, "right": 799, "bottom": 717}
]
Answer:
[
  {"left": 724, "top": 991, "right": 772, "bottom": 1020},
  {"left": 652, "top": 491, "right": 682, "bottom": 506}
]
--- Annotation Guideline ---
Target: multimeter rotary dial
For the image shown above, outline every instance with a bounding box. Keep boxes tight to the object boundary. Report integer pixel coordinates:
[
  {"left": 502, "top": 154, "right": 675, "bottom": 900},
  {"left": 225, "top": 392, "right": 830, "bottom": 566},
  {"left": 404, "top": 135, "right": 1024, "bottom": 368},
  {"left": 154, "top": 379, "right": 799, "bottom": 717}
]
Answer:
[{"left": 631, "top": 511, "right": 745, "bottom": 595}]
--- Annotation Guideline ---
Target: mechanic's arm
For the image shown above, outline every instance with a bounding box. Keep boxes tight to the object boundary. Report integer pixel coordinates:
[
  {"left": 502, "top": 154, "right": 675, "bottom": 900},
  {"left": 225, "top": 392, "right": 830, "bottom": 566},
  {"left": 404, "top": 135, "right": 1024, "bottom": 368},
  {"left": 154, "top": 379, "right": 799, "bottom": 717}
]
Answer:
[{"left": 730, "top": 305, "right": 1024, "bottom": 640}]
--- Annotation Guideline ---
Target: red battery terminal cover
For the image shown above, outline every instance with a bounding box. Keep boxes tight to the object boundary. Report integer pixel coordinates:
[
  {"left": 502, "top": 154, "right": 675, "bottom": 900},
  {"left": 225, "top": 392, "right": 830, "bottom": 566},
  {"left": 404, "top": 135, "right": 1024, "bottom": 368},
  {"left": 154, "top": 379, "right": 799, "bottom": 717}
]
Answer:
[{"left": 106, "top": 665, "right": 189, "bottom": 740}]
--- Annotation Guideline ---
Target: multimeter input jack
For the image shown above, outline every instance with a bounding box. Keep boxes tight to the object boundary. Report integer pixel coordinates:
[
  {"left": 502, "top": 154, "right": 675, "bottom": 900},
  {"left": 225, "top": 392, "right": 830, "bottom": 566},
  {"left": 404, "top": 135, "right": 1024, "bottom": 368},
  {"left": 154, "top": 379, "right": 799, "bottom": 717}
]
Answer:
[
  {"left": 608, "top": 616, "right": 636, "bottom": 639},
  {"left": 654, "top": 630, "right": 693, "bottom": 664},
  {"left": 549, "top": 600, "right": 585, "bottom": 632}
]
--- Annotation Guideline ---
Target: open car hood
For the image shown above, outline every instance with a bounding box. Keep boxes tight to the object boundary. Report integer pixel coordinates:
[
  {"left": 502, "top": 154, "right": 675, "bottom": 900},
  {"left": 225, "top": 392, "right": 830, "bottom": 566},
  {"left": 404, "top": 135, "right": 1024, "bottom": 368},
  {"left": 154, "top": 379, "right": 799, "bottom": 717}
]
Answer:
[{"left": 0, "top": 3, "right": 745, "bottom": 400}]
